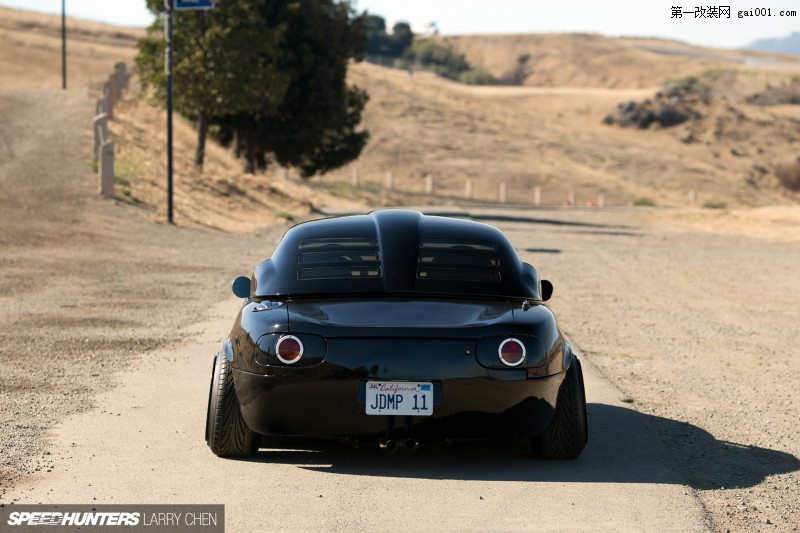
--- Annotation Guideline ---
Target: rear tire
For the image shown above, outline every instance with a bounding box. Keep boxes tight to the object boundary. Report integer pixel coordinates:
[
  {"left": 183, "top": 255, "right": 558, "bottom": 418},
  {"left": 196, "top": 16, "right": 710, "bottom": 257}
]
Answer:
[
  {"left": 206, "top": 353, "right": 258, "bottom": 458},
  {"left": 531, "top": 357, "right": 588, "bottom": 459}
]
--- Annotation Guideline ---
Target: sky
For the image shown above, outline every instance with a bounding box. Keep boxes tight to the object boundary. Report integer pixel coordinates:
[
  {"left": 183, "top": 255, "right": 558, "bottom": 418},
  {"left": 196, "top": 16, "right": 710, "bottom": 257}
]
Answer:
[{"left": 0, "top": 0, "right": 797, "bottom": 49}]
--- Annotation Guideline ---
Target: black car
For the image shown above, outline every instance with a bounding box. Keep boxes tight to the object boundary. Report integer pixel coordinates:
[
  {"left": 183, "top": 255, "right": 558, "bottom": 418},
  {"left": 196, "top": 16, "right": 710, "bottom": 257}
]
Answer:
[{"left": 205, "top": 209, "right": 587, "bottom": 459}]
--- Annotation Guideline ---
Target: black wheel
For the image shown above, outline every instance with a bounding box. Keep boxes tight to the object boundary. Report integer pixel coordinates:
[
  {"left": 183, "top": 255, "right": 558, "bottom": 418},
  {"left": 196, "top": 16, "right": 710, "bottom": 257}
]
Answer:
[
  {"left": 205, "top": 353, "right": 258, "bottom": 458},
  {"left": 531, "top": 357, "right": 588, "bottom": 459}
]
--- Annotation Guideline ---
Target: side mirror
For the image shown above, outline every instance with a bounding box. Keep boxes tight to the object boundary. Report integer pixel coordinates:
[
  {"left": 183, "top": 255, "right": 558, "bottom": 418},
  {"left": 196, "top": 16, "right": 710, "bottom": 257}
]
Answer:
[
  {"left": 231, "top": 276, "right": 251, "bottom": 299},
  {"left": 541, "top": 280, "right": 553, "bottom": 302}
]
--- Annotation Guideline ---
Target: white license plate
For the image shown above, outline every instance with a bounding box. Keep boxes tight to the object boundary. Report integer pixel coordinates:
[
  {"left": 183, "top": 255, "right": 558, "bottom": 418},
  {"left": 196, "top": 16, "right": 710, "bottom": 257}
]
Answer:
[{"left": 365, "top": 381, "right": 433, "bottom": 416}]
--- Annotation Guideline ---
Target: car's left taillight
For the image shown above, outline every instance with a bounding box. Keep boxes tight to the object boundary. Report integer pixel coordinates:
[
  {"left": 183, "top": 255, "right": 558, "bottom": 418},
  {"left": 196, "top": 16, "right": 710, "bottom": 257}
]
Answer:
[
  {"left": 498, "top": 338, "right": 526, "bottom": 367},
  {"left": 276, "top": 335, "right": 304, "bottom": 364}
]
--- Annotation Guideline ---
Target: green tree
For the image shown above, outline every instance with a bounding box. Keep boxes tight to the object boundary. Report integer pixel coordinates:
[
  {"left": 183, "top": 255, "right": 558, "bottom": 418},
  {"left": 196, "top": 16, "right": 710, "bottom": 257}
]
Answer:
[
  {"left": 136, "top": 0, "right": 368, "bottom": 176},
  {"left": 364, "top": 14, "right": 413, "bottom": 58},
  {"left": 224, "top": 0, "right": 369, "bottom": 176},
  {"left": 136, "top": 1, "right": 288, "bottom": 168},
  {"left": 389, "top": 22, "right": 413, "bottom": 56},
  {"left": 364, "top": 14, "right": 388, "bottom": 55}
]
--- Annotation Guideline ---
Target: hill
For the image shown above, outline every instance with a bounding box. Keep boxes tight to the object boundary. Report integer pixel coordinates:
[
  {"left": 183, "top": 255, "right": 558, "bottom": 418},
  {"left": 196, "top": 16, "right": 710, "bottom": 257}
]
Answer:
[
  {"left": 3, "top": 6, "right": 800, "bottom": 214},
  {"left": 324, "top": 54, "right": 800, "bottom": 208},
  {"left": 747, "top": 32, "right": 800, "bottom": 55}
]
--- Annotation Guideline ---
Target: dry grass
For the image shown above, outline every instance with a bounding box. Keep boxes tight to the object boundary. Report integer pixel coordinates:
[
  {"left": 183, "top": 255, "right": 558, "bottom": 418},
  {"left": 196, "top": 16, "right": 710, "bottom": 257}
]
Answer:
[
  {"left": 324, "top": 61, "right": 800, "bottom": 209},
  {"left": 0, "top": 7, "right": 143, "bottom": 91},
  {"left": 111, "top": 90, "right": 365, "bottom": 232}
]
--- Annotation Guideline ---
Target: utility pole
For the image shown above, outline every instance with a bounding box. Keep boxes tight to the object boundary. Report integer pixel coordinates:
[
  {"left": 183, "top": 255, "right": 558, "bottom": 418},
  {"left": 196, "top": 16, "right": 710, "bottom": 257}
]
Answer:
[
  {"left": 165, "top": 0, "right": 174, "bottom": 224},
  {"left": 61, "top": 0, "right": 66, "bottom": 89}
]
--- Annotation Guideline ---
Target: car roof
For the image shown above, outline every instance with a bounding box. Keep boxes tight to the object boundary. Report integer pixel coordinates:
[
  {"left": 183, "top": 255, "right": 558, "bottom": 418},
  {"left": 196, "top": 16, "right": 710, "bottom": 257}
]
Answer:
[{"left": 252, "top": 209, "right": 542, "bottom": 300}]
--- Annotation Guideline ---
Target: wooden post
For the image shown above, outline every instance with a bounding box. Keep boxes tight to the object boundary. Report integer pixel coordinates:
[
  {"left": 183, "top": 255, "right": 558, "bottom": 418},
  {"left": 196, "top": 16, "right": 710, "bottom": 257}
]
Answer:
[
  {"left": 568, "top": 190, "right": 576, "bottom": 207},
  {"left": 499, "top": 182, "right": 507, "bottom": 203},
  {"left": 688, "top": 190, "right": 697, "bottom": 205},
  {"left": 351, "top": 167, "right": 360, "bottom": 186},
  {"left": 103, "top": 80, "right": 114, "bottom": 119},
  {"left": 99, "top": 140, "right": 115, "bottom": 198},
  {"left": 110, "top": 72, "right": 123, "bottom": 100},
  {"left": 533, "top": 186, "right": 542, "bottom": 206},
  {"left": 93, "top": 113, "right": 108, "bottom": 158},
  {"left": 425, "top": 175, "right": 433, "bottom": 194},
  {"left": 114, "top": 62, "right": 129, "bottom": 91},
  {"left": 386, "top": 171, "right": 394, "bottom": 190},
  {"left": 598, "top": 193, "right": 606, "bottom": 208},
  {"left": 465, "top": 178, "right": 473, "bottom": 199},
  {"left": 96, "top": 98, "right": 108, "bottom": 116}
]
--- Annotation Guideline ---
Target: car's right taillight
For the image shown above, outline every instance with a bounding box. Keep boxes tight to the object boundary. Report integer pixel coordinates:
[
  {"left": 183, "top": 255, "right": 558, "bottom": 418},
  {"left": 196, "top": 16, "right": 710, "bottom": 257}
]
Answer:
[
  {"left": 275, "top": 335, "right": 304, "bottom": 364},
  {"left": 498, "top": 338, "right": 526, "bottom": 367}
]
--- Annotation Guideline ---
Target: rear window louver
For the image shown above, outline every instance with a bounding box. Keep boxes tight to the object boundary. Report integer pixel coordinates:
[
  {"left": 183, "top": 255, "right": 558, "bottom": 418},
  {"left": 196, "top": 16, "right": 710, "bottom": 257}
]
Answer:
[
  {"left": 297, "top": 238, "right": 382, "bottom": 280},
  {"left": 417, "top": 239, "right": 501, "bottom": 283}
]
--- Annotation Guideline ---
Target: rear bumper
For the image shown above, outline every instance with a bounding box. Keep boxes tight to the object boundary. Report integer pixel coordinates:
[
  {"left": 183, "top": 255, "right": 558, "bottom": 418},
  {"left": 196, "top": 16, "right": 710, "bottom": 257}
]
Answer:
[{"left": 233, "top": 368, "right": 564, "bottom": 438}]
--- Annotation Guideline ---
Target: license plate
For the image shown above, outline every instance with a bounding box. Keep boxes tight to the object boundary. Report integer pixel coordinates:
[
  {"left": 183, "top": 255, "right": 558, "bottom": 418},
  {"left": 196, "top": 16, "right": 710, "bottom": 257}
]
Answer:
[{"left": 365, "top": 381, "right": 433, "bottom": 416}]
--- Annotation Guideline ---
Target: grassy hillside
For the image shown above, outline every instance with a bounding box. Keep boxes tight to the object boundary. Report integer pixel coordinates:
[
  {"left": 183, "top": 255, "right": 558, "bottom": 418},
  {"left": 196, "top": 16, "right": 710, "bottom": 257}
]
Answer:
[
  {"left": 4, "top": 6, "right": 799, "bottom": 215},
  {"left": 322, "top": 59, "right": 800, "bottom": 208}
]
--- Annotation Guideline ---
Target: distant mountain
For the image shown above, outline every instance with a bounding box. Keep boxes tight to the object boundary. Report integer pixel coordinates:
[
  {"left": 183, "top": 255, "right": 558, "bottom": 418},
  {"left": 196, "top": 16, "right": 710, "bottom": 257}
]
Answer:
[{"left": 746, "top": 32, "right": 800, "bottom": 55}]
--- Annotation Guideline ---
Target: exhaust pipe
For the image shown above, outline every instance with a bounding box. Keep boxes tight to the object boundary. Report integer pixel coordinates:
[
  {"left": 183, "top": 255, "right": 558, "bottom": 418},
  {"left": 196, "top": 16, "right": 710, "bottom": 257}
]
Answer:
[
  {"left": 338, "top": 437, "right": 360, "bottom": 448},
  {"left": 379, "top": 438, "right": 398, "bottom": 455},
  {"left": 401, "top": 438, "right": 419, "bottom": 454}
]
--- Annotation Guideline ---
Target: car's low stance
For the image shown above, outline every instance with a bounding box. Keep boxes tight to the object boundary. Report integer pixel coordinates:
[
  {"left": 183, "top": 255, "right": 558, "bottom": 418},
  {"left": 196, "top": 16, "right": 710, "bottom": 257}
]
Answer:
[{"left": 205, "top": 210, "right": 587, "bottom": 459}]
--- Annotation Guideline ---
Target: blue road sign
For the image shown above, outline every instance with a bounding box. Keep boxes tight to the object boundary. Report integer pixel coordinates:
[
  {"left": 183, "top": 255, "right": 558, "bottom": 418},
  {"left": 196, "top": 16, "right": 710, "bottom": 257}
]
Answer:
[{"left": 175, "top": 0, "right": 215, "bottom": 10}]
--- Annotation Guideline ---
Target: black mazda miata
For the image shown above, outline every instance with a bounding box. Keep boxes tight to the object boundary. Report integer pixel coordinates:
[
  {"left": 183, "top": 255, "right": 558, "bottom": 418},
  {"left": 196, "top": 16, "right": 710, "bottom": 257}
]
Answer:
[{"left": 205, "top": 209, "right": 587, "bottom": 459}]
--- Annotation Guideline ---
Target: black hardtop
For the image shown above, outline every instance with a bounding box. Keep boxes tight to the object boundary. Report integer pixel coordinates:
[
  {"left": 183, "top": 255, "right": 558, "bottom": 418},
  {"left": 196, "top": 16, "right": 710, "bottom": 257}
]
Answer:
[{"left": 252, "top": 210, "right": 542, "bottom": 300}]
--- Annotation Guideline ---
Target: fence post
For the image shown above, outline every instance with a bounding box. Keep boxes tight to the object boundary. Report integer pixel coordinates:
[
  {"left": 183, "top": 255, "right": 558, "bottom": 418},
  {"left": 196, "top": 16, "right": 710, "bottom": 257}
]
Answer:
[
  {"left": 465, "top": 178, "right": 473, "bottom": 199},
  {"left": 568, "top": 190, "right": 576, "bottom": 207},
  {"left": 598, "top": 193, "right": 606, "bottom": 208},
  {"left": 351, "top": 167, "right": 360, "bottom": 186},
  {"left": 96, "top": 97, "right": 108, "bottom": 116},
  {"left": 111, "top": 72, "right": 123, "bottom": 100},
  {"left": 688, "top": 190, "right": 697, "bottom": 205},
  {"left": 114, "top": 62, "right": 129, "bottom": 92},
  {"left": 93, "top": 113, "right": 108, "bottom": 158},
  {"left": 386, "top": 171, "right": 394, "bottom": 190},
  {"left": 99, "top": 140, "right": 115, "bottom": 198},
  {"left": 499, "top": 182, "right": 507, "bottom": 203},
  {"left": 103, "top": 80, "right": 114, "bottom": 119},
  {"left": 533, "top": 186, "right": 542, "bottom": 206},
  {"left": 425, "top": 175, "right": 433, "bottom": 194}
]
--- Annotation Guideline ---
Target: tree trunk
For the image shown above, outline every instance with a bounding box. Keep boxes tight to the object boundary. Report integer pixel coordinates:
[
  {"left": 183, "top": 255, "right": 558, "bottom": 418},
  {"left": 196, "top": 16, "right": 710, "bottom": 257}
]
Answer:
[
  {"left": 234, "top": 131, "right": 243, "bottom": 160},
  {"left": 244, "top": 131, "right": 256, "bottom": 174},
  {"left": 195, "top": 111, "right": 208, "bottom": 168}
]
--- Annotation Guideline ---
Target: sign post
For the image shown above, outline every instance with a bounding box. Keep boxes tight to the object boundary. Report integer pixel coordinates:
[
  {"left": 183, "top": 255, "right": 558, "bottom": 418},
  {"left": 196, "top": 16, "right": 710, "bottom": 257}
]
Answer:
[
  {"left": 61, "top": 0, "right": 66, "bottom": 89},
  {"left": 165, "top": 0, "right": 174, "bottom": 223},
  {"left": 163, "top": 0, "right": 215, "bottom": 225}
]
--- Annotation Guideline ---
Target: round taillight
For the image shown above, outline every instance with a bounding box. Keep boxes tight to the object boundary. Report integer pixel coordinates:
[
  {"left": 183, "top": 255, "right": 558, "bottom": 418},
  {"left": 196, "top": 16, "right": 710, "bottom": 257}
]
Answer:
[
  {"left": 276, "top": 335, "right": 304, "bottom": 364},
  {"left": 498, "top": 338, "right": 526, "bottom": 367}
]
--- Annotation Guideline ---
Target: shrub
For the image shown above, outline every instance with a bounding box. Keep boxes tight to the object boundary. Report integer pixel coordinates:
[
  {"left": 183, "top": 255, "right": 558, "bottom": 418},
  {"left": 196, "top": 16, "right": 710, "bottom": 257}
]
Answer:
[
  {"left": 776, "top": 160, "right": 800, "bottom": 192},
  {"left": 702, "top": 200, "right": 727, "bottom": 209},
  {"left": 632, "top": 197, "right": 655, "bottom": 206},
  {"left": 458, "top": 68, "right": 498, "bottom": 86}
]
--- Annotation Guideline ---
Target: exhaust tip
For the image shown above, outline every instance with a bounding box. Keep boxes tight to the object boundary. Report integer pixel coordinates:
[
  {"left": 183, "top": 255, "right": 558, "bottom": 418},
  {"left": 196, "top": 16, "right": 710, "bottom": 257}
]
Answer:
[
  {"left": 379, "top": 438, "right": 398, "bottom": 455},
  {"left": 402, "top": 438, "right": 419, "bottom": 454}
]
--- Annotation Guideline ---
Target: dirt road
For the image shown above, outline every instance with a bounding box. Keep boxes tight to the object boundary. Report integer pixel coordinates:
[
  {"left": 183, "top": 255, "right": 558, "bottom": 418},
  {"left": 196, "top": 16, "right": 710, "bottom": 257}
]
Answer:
[{"left": 2, "top": 88, "right": 799, "bottom": 532}]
